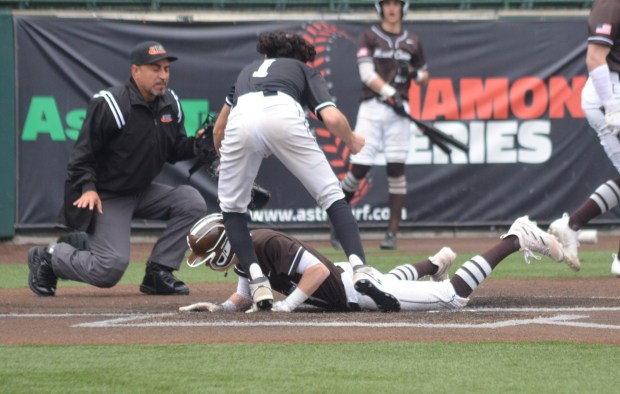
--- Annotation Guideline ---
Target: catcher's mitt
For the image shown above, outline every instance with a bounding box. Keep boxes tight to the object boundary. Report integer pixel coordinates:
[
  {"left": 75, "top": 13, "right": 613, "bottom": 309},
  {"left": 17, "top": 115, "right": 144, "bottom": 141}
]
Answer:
[
  {"left": 189, "top": 114, "right": 219, "bottom": 179},
  {"left": 249, "top": 183, "right": 271, "bottom": 210}
]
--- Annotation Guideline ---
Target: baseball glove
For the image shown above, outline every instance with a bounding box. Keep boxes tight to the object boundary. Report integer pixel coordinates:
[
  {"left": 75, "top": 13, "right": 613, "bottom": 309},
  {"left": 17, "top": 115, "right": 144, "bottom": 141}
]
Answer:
[
  {"left": 249, "top": 183, "right": 271, "bottom": 210},
  {"left": 189, "top": 114, "right": 219, "bottom": 179}
]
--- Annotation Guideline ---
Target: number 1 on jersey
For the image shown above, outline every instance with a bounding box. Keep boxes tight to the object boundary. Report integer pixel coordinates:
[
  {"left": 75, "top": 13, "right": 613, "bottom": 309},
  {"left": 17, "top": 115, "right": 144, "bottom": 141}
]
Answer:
[{"left": 252, "top": 59, "right": 276, "bottom": 78}]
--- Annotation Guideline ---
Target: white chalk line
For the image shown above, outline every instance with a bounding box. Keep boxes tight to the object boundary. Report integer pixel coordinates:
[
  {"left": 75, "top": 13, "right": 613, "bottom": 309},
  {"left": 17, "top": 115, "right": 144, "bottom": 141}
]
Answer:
[{"left": 2, "top": 307, "right": 620, "bottom": 330}]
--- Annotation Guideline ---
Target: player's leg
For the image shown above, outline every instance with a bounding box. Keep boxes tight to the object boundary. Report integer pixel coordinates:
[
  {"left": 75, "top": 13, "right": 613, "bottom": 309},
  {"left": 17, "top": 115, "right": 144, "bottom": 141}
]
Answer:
[
  {"left": 134, "top": 183, "right": 207, "bottom": 295},
  {"left": 451, "top": 216, "right": 564, "bottom": 299},
  {"left": 328, "top": 164, "right": 370, "bottom": 250},
  {"left": 549, "top": 177, "right": 620, "bottom": 271},
  {"left": 342, "top": 100, "right": 383, "bottom": 201},
  {"left": 381, "top": 111, "right": 410, "bottom": 250},
  {"left": 387, "top": 247, "right": 456, "bottom": 282},
  {"left": 43, "top": 193, "right": 135, "bottom": 290},
  {"left": 218, "top": 99, "right": 273, "bottom": 310},
  {"left": 380, "top": 162, "right": 407, "bottom": 249}
]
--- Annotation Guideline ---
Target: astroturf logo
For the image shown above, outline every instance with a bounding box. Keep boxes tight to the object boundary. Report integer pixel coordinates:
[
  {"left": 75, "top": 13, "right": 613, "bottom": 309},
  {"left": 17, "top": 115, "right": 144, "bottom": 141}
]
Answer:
[{"left": 20, "top": 96, "right": 212, "bottom": 141}]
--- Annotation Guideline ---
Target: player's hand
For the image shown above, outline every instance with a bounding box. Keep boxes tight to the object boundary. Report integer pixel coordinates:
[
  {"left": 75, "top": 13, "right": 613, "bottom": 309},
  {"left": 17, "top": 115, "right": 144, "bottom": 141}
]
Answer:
[
  {"left": 385, "top": 93, "right": 408, "bottom": 117},
  {"left": 179, "top": 302, "right": 222, "bottom": 312},
  {"left": 605, "top": 101, "right": 620, "bottom": 135},
  {"left": 73, "top": 190, "right": 103, "bottom": 215},
  {"left": 346, "top": 133, "right": 365, "bottom": 155},
  {"left": 271, "top": 300, "right": 294, "bottom": 312}
]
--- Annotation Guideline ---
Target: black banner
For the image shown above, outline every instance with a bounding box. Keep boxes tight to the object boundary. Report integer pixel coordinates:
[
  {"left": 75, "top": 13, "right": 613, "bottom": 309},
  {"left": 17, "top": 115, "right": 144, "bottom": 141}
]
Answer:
[{"left": 15, "top": 15, "right": 617, "bottom": 229}]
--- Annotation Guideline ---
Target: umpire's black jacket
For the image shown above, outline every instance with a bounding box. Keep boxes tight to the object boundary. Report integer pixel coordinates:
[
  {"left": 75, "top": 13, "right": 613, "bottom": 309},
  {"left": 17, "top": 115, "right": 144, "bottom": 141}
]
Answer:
[{"left": 67, "top": 78, "right": 196, "bottom": 195}]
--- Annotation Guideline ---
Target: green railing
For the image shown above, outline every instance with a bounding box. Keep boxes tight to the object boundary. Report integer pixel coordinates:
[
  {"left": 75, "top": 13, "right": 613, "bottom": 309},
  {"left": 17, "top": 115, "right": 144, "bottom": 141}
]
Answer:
[{"left": 0, "top": 0, "right": 595, "bottom": 11}]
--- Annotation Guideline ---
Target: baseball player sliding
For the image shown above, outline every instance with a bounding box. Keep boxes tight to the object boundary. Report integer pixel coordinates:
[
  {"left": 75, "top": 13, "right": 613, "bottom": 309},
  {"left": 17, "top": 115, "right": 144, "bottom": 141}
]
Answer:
[
  {"left": 213, "top": 31, "right": 398, "bottom": 311},
  {"left": 181, "top": 213, "right": 565, "bottom": 313}
]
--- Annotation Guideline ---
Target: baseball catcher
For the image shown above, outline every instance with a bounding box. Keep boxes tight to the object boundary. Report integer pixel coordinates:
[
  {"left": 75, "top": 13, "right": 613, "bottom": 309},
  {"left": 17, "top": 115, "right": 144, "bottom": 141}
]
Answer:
[{"left": 189, "top": 114, "right": 272, "bottom": 210}]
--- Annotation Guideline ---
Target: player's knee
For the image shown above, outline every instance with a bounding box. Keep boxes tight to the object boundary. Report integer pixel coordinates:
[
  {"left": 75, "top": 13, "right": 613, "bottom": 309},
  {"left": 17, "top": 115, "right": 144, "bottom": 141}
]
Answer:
[
  {"left": 89, "top": 258, "right": 127, "bottom": 288},
  {"left": 386, "top": 162, "right": 405, "bottom": 177},
  {"left": 173, "top": 185, "right": 207, "bottom": 216}
]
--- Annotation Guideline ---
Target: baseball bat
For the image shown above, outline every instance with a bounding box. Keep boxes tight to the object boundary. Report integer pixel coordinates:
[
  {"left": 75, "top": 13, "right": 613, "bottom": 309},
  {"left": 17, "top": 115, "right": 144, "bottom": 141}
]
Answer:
[{"left": 383, "top": 99, "right": 469, "bottom": 153}]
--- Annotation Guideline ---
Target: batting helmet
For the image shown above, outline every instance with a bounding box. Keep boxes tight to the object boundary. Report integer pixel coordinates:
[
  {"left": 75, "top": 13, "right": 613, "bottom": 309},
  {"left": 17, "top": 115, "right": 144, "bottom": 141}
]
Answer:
[
  {"left": 186, "top": 213, "right": 235, "bottom": 271},
  {"left": 374, "top": 0, "right": 409, "bottom": 18}
]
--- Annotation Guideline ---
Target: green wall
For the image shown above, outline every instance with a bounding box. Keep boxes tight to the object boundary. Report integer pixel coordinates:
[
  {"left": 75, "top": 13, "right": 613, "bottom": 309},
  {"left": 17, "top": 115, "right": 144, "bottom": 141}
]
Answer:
[{"left": 0, "top": 11, "right": 15, "bottom": 238}]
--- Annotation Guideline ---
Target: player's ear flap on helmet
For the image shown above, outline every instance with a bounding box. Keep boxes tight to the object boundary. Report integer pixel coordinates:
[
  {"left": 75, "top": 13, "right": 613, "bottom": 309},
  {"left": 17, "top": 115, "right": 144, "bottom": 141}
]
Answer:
[{"left": 186, "top": 213, "right": 235, "bottom": 271}]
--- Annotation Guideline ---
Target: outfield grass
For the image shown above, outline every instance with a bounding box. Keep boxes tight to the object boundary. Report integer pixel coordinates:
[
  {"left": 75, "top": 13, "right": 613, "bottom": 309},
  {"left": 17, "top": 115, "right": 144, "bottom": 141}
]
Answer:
[{"left": 0, "top": 342, "right": 618, "bottom": 393}]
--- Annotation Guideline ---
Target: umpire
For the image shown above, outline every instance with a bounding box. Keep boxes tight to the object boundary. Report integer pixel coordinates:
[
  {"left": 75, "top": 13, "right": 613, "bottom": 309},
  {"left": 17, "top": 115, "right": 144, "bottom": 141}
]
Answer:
[{"left": 27, "top": 41, "right": 207, "bottom": 296}]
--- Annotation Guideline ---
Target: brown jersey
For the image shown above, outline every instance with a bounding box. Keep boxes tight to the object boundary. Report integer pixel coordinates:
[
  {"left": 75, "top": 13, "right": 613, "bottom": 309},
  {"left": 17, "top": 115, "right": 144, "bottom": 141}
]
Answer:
[
  {"left": 588, "top": 0, "right": 620, "bottom": 73},
  {"left": 233, "top": 229, "right": 350, "bottom": 311},
  {"left": 357, "top": 25, "right": 427, "bottom": 100}
]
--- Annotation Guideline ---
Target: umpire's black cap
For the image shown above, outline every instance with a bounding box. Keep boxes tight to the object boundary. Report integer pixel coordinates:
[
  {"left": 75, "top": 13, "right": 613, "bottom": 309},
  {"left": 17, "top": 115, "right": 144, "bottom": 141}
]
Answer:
[{"left": 130, "top": 41, "right": 178, "bottom": 65}]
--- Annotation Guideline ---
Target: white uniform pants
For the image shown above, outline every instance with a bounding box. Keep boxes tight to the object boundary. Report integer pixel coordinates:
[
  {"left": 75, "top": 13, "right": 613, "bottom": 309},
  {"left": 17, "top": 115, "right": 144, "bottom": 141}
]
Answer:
[
  {"left": 336, "top": 263, "right": 468, "bottom": 311},
  {"left": 582, "top": 71, "right": 620, "bottom": 173},
  {"left": 219, "top": 92, "right": 344, "bottom": 213},
  {"left": 350, "top": 98, "right": 411, "bottom": 165}
]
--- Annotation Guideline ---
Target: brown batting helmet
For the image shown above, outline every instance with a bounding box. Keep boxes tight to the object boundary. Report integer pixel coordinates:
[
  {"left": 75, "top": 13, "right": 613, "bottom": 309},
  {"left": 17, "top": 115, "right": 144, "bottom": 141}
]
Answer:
[{"left": 186, "top": 213, "right": 235, "bottom": 271}]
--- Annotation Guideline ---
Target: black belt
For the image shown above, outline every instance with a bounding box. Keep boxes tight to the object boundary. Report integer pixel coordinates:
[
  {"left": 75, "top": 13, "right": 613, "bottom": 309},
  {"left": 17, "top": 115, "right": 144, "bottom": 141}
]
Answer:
[{"left": 263, "top": 90, "right": 278, "bottom": 97}]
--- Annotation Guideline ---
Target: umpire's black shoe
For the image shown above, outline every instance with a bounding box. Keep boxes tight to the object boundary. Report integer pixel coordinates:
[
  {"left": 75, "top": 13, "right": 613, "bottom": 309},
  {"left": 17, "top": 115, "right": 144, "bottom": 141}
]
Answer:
[
  {"left": 139, "top": 262, "right": 189, "bottom": 295},
  {"left": 27, "top": 247, "right": 58, "bottom": 297}
]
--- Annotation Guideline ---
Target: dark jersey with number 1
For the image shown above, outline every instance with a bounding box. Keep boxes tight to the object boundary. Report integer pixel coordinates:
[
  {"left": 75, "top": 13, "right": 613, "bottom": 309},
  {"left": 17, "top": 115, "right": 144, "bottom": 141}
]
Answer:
[{"left": 232, "top": 57, "right": 336, "bottom": 116}]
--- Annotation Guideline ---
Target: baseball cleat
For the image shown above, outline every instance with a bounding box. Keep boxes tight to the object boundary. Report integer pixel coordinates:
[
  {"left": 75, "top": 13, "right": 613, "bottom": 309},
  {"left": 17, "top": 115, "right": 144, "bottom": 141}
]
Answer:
[
  {"left": 249, "top": 277, "right": 274, "bottom": 311},
  {"left": 429, "top": 247, "right": 457, "bottom": 282},
  {"left": 611, "top": 254, "right": 620, "bottom": 277},
  {"left": 548, "top": 213, "right": 581, "bottom": 271},
  {"left": 502, "top": 216, "right": 564, "bottom": 264},
  {"left": 353, "top": 265, "right": 400, "bottom": 312},
  {"left": 380, "top": 231, "right": 397, "bottom": 250},
  {"left": 27, "top": 247, "right": 57, "bottom": 297}
]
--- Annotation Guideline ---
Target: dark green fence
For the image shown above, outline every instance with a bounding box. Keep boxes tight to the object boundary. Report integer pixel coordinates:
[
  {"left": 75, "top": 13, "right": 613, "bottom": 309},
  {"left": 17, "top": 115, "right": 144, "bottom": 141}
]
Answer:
[{"left": 0, "top": 0, "right": 595, "bottom": 11}]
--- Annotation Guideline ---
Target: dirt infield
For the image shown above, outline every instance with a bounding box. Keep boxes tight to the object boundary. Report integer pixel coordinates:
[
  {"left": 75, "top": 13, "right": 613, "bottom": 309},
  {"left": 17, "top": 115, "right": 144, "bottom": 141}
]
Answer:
[{"left": 2, "top": 236, "right": 620, "bottom": 346}]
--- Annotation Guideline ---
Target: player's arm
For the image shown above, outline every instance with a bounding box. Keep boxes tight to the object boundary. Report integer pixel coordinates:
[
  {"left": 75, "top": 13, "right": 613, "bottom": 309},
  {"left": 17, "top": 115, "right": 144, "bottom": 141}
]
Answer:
[
  {"left": 358, "top": 60, "right": 397, "bottom": 99},
  {"left": 213, "top": 102, "right": 230, "bottom": 157},
  {"left": 586, "top": 43, "right": 620, "bottom": 130},
  {"left": 587, "top": 42, "right": 611, "bottom": 71},
  {"left": 272, "top": 251, "right": 331, "bottom": 312},
  {"left": 318, "top": 106, "right": 365, "bottom": 154},
  {"left": 214, "top": 85, "right": 235, "bottom": 156},
  {"left": 179, "top": 278, "right": 253, "bottom": 313}
]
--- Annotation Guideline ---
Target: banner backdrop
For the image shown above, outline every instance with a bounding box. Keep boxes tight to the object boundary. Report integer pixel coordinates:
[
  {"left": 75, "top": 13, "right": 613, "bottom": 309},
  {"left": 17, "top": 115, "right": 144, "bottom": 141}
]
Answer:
[{"left": 14, "top": 15, "right": 619, "bottom": 229}]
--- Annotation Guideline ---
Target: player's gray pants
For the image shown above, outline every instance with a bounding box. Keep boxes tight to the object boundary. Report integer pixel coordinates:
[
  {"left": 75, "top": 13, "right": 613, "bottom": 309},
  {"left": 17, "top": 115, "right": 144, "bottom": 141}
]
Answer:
[{"left": 50, "top": 183, "right": 206, "bottom": 288}]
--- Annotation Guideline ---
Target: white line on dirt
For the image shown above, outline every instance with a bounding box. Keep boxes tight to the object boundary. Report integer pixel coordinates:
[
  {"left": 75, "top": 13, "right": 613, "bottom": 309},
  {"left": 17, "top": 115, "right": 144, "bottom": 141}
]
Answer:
[{"left": 2, "top": 308, "right": 620, "bottom": 330}]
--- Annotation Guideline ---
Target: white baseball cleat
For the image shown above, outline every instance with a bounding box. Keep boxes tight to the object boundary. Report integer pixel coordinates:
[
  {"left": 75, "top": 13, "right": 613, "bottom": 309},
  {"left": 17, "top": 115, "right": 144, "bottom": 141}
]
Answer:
[
  {"left": 502, "top": 216, "right": 564, "bottom": 264},
  {"left": 429, "top": 247, "right": 457, "bottom": 282},
  {"left": 351, "top": 257, "right": 400, "bottom": 312},
  {"left": 548, "top": 213, "right": 581, "bottom": 271},
  {"left": 249, "top": 277, "right": 273, "bottom": 311},
  {"left": 611, "top": 254, "right": 620, "bottom": 277}
]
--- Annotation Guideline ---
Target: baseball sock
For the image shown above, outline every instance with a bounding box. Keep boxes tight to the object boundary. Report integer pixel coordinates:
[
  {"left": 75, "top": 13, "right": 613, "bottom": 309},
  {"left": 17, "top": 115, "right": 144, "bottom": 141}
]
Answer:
[
  {"left": 451, "top": 236, "right": 519, "bottom": 298},
  {"left": 387, "top": 260, "right": 438, "bottom": 281},
  {"left": 570, "top": 178, "right": 620, "bottom": 229},
  {"left": 326, "top": 198, "right": 366, "bottom": 262},
  {"left": 222, "top": 212, "right": 263, "bottom": 279}
]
